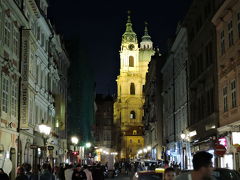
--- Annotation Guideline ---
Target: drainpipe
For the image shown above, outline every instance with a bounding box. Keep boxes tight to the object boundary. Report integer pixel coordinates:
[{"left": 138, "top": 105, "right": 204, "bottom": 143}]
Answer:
[
  {"left": 172, "top": 53, "right": 176, "bottom": 142},
  {"left": 17, "top": 26, "right": 24, "bottom": 167}
]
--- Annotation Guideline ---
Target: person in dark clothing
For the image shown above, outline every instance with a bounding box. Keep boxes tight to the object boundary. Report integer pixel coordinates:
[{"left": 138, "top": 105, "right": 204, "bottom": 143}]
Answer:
[
  {"left": 40, "top": 163, "right": 55, "bottom": 180},
  {"left": 22, "top": 163, "right": 34, "bottom": 180},
  {"left": 59, "top": 164, "right": 65, "bottom": 180},
  {"left": 0, "top": 168, "right": 9, "bottom": 180},
  {"left": 72, "top": 164, "right": 86, "bottom": 180},
  {"left": 90, "top": 164, "right": 104, "bottom": 180},
  {"left": 16, "top": 166, "right": 28, "bottom": 180}
]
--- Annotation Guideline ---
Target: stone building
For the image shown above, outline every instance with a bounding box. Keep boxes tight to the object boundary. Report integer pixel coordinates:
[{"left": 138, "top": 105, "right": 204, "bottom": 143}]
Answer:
[
  {"left": 182, "top": 0, "right": 224, "bottom": 166},
  {"left": 161, "top": 25, "right": 191, "bottom": 169},
  {"left": 212, "top": 0, "right": 240, "bottom": 170},
  {"left": 143, "top": 50, "right": 164, "bottom": 160},
  {"left": 0, "top": 0, "right": 69, "bottom": 177},
  {"left": 95, "top": 94, "right": 114, "bottom": 149},
  {"left": 114, "top": 13, "right": 154, "bottom": 159}
]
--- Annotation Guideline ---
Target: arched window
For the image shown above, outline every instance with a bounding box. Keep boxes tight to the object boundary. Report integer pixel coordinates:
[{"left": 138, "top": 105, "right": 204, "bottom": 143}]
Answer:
[
  {"left": 130, "top": 83, "right": 135, "bottom": 95},
  {"left": 130, "top": 111, "right": 136, "bottom": 119},
  {"left": 129, "top": 56, "right": 134, "bottom": 67},
  {"left": 133, "top": 130, "right": 137, "bottom": 135}
]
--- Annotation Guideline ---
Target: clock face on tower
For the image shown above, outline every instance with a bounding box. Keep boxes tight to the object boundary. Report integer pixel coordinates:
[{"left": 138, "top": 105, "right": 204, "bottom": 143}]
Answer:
[{"left": 128, "top": 44, "right": 135, "bottom": 50}]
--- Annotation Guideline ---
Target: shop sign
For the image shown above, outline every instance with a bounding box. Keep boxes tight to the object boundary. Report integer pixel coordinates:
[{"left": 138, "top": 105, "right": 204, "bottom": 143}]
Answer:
[
  {"left": 30, "top": 145, "right": 38, "bottom": 149},
  {"left": 232, "top": 132, "right": 240, "bottom": 145},
  {"left": 47, "top": 146, "right": 54, "bottom": 150},
  {"left": 40, "top": 146, "right": 46, "bottom": 151},
  {"left": 214, "top": 144, "right": 226, "bottom": 156},
  {"left": 218, "top": 137, "right": 227, "bottom": 148}
]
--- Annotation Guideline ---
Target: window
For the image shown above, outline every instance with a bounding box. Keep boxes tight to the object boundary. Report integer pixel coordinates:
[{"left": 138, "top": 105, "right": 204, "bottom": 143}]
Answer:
[
  {"left": 4, "top": 20, "right": 11, "bottom": 47},
  {"left": 138, "top": 139, "right": 140, "bottom": 143},
  {"left": 223, "top": 87, "right": 228, "bottom": 112},
  {"left": 130, "top": 111, "right": 136, "bottom": 119},
  {"left": 41, "top": 33, "right": 45, "bottom": 47},
  {"left": 205, "top": 42, "right": 213, "bottom": 66},
  {"left": 231, "top": 80, "right": 237, "bottom": 108},
  {"left": 228, "top": 21, "right": 234, "bottom": 47},
  {"left": 129, "top": 56, "right": 134, "bottom": 67},
  {"left": 2, "top": 76, "right": 9, "bottom": 113},
  {"left": 37, "top": 26, "right": 40, "bottom": 40},
  {"left": 29, "top": 98, "right": 33, "bottom": 124},
  {"left": 11, "top": 83, "right": 17, "bottom": 117},
  {"left": 133, "top": 130, "right": 137, "bottom": 135},
  {"left": 45, "top": 40, "right": 48, "bottom": 52},
  {"left": 130, "top": 83, "right": 135, "bottom": 95},
  {"left": 0, "top": 10, "right": 2, "bottom": 39},
  {"left": 13, "top": 27, "right": 19, "bottom": 56},
  {"left": 220, "top": 31, "right": 225, "bottom": 55},
  {"left": 130, "top": 139, "right": 132, "bottom": 143},
  {"left": 237, "top": 12, "right": 240, "bottom": 38},
  {"left": 35, "top": 105, "right": 38, "bottom": 124}
]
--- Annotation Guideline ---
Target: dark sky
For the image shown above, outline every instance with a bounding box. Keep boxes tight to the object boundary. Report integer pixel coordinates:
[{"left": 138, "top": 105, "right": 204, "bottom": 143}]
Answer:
[{"left": 48, "top": 0, "right": 192, "bottom": 94}]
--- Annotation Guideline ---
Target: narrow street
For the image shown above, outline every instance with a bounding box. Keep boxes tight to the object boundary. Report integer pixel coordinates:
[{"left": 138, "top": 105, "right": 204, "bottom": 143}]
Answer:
[{"left": 107, "top": 173, "right": 132, "bottom": 180}]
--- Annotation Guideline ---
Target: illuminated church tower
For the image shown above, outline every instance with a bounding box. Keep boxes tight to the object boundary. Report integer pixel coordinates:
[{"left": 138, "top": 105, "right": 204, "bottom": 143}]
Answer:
[{"left": 114, "top": 12, "right": 154, "bottom": 159}]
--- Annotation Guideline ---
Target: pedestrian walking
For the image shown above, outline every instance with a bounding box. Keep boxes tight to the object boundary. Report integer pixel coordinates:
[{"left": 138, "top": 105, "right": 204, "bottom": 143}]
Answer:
[
  {"left": 16, "top": 166, "right": 28, "bottom": 180},
  {"left": 83, "top": 165, "right": 92, "bottom": 180},
  {"left": 164, "top": 168, "right": 176, "bottom": 180},
  {"left": 175, "top": 151, "right": 213, "bottom": 180},
  {"left": 22, "top": 163, "right": 34, "bottom": 180},
  {"left": 53, "top": 166, "right": 60, "bottom": 180},
  {"left": 72, "top": 164, "right": 86, "bottom": 180},
  {"left": 64, "top": 165, "right": 73, "bottom": 180},
  {"left": 0, "top": 168, "right": 10, "bottom": 180},
  {"left": 40, "top": 163, "right": 55, "bottom": 180}
]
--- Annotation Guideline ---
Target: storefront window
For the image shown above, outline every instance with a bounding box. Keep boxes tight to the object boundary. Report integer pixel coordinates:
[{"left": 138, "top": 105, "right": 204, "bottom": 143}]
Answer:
[{"left": 220, "top": 154, "right": 233, "bottom": 169}]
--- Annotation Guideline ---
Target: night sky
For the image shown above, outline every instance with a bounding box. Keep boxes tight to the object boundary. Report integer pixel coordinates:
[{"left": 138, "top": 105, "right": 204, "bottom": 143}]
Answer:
[{"left": 48, "top": 0, "right": 192, "bottom": 94}]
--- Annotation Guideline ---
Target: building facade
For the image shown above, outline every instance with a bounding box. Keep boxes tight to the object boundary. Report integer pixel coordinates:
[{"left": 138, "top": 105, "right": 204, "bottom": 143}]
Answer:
[
  {"left": 212, "top": 0, "right": 240, "bottom": 170},
  {"left": 183, "top": 0, "right": 224, "bottom": 167},
  {"left": 0, "top": 0, "right": 69, "bottom": 177},
  {"left": 114, "top": 13, "right": 154, "bottom": 159},
  {"left": 161, "top": 25, "right": 191, "bottom": 169},
  {"left": 143, "top": 51, "right": 164, "bottom": 160},
  {"left": 95, "top": 94, "right": 114, "bottom": 149}
]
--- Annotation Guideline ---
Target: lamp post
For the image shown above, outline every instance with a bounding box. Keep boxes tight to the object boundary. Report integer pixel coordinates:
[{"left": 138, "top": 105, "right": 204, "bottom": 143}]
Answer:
[
  {"left": 71, "top": 136, "right": 79, "bottom": 163},
  {"left": 71, "top": 136, "right": 79, "bottom": 151},
  {"left": 39, "top": 123, "right": 51, "bottom": 163}
]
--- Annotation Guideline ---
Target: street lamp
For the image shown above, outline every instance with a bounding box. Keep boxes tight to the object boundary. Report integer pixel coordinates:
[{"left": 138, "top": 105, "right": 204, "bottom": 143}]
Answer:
[
  {"left": 71, "top": 136, "right": 79, "bottom": 151},
  {"left": 71, "top": 136, "right": 79, "bottom": 145},
  {"left": 38, "top": 123, "right": 51, "bottom": 162},
  {"left": 39, "top": 124, "right": 51, "bottom": 136},
  {"left": 86, "top": 142, "right": 91, "bottom": 148}
]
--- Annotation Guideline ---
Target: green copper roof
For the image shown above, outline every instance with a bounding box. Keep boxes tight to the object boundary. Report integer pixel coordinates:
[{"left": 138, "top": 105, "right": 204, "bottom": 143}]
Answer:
[
  {"left": 141, "top": 22, "right": 152, "bottom": 42},
  {"left": 122, "top": 11, "right": 137, "bottom": 44}
]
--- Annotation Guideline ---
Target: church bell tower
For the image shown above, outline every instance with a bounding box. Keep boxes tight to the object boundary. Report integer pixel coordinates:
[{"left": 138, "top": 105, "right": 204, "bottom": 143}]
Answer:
[{"left": 114, "top": 12, "right": 155, "bottom": 159}]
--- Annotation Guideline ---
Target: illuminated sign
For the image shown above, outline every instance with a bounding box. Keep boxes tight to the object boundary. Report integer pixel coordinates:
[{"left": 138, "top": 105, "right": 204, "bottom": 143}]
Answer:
[
  {"left": 232, "top": 132, "right": 240, "bottom": 145},
  {"left": 20, "top": 30, "right": 30, "bottom": 128},
  {"left": 218, "top": 137, "right": 227, "bottom": 147},
  {"left": 189, "top": 130, "right": 197, "bottom": 137}
]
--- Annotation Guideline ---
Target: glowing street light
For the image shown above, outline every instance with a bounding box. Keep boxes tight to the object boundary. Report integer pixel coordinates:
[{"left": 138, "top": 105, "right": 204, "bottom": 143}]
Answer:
[
  {"left": 147, "top": 146, "right": 151, "bottom": 151},
  {"left": 71, "top": 136, "right": 79, "bottom": 145},
  {"left": 86, "top": 142, "right": 91, "bottom": 148},
  {"left": 39, "top": 124, "right": 51, "bottom": 136}
]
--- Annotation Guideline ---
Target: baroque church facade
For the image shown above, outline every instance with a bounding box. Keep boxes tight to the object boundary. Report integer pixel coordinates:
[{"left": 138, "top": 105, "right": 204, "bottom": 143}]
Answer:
[{"left": 114, "top": 13, "right": 154, "bottom": 159}]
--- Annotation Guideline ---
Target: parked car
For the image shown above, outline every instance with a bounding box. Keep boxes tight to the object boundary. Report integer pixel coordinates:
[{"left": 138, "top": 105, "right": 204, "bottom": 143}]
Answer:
[
  {"left": 211, "top": 168, "right": 240, "bottom": 180},
  {"left": 132, "top": 168, "right": 165, "bottom": 180}
]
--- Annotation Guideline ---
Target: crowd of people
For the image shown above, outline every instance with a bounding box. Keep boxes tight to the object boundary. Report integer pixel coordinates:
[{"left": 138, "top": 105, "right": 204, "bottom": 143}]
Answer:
[
  {"left": 0, "top": 151, "right": 216, "bottom": 180},
  {"left": 0, "top": 162, "right": 108, "bottom": 180}
]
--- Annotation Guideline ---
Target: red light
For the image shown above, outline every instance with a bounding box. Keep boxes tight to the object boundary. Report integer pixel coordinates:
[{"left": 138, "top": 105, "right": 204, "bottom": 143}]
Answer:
[{"left": 72, "top": 151, "right": 79, "bottom": 156}]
